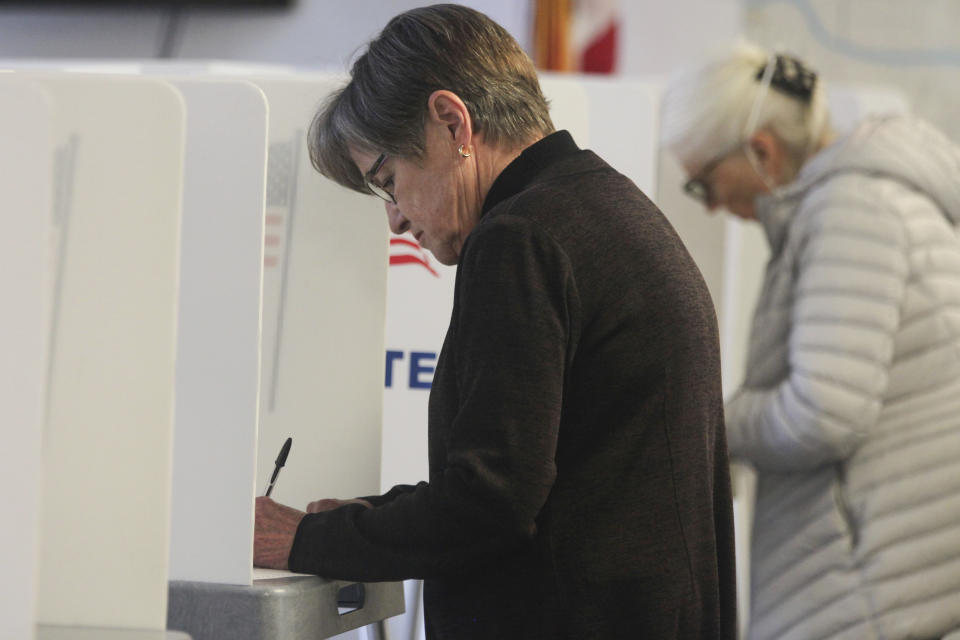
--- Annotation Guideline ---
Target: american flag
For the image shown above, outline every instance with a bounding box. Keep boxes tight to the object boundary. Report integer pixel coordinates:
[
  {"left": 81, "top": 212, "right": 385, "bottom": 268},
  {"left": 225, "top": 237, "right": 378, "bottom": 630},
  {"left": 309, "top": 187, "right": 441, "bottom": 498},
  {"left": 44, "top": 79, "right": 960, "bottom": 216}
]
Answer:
[
  {"left": 389, "top": 236, "right": 439, "bottom": 277},
  {"left": 571, "top": 0, "right": 619, "bottom": 73},
  {"left": 47, "top": 135, "right": 79, "bottom": 414},
  {"left": 264, "top": 139, "right": 297, "bottom": 271},
  {"left": 534, "top": 0, "right": 619, "bottom": 73},
  {"left": 263, "top": 136, "right": 300, "bottom": 411}
]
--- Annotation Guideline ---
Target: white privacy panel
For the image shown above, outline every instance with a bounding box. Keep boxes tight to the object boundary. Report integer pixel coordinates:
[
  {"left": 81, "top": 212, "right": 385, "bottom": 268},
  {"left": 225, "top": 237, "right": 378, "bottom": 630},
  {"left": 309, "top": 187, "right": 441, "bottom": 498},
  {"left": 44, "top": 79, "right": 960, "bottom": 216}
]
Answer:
[
  {"left": 0, "top": 61, "right": 270, "bottom": 588},
  {"left": 578, "top": 76, "right": 660, "bottom": 198},
  {"left": 165, "top": 78, "right": 268, "bottom": 586},
  {"left": 0, "top": 76, "right": 53, "bottom": 640},
  {"left": 381, "top": 239, "right": 456, "bottom": 492},
  {"left": 248, "top": 74, "right": 389, "bottom": 514},
  {"left": 56, "top": 62, "right": 390, "bottom": 585},
  {"left": 533, "top": 74, "right": 661, "bottom": 198},
  {"left": 539, "top": 73, "right": 591, "bottom": 150},
  {"left": 827, "top": 82, "right": 910, "bottom": 134},
  {"left": 25, "top": 72, "right": 185, "bottom": 630}
]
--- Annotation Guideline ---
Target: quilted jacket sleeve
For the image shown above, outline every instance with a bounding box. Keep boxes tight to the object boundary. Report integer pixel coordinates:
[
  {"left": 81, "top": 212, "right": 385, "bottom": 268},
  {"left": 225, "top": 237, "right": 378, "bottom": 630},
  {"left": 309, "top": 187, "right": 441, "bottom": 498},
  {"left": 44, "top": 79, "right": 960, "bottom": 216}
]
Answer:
[{"left": 725, "top": 177, "right": 911, "bottom": 472}]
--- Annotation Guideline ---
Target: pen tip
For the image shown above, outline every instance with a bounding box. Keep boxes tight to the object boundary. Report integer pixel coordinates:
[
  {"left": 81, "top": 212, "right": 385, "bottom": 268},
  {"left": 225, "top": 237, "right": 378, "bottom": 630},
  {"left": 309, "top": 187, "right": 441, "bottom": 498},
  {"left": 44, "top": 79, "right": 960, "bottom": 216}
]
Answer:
[{"left": 276, "top": 437, "right": 292, "bottom": 466}]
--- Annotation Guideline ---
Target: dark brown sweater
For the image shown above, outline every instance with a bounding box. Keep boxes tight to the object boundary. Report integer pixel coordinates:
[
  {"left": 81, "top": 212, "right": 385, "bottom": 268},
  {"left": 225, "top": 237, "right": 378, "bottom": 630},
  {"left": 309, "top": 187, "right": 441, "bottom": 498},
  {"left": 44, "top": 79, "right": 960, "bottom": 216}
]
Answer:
[{"left": 289, "top": 131, "right": 737, "bottom": 639}]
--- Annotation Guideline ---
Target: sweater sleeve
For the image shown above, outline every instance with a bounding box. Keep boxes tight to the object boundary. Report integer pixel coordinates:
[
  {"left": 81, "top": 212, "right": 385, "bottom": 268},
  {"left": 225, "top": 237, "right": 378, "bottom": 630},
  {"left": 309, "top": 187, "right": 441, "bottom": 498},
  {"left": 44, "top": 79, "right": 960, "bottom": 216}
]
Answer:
[
  {"left": 288, "top": 216, "right": 576, "bottom": 581},
  {"left": 358, "top": 484, "right": 419, "bottom": 508},
  {"left": 725, "top": 184, "right": 909, "bottom": 472}
]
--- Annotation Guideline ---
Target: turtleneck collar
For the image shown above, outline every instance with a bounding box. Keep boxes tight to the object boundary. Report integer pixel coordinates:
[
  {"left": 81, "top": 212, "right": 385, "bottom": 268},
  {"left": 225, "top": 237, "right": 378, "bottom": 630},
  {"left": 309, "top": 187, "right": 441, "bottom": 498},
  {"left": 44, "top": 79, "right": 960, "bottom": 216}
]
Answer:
[{"left": 481, "top": 130, "right": 579, "bottom": 216}]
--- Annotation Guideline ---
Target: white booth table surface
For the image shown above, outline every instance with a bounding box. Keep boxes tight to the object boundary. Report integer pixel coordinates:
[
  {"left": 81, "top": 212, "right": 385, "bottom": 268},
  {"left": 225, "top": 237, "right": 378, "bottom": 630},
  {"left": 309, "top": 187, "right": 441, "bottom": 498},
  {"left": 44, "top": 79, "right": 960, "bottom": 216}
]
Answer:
[{"left": 38, "top": 626, "right": 191, "bottom": 640}]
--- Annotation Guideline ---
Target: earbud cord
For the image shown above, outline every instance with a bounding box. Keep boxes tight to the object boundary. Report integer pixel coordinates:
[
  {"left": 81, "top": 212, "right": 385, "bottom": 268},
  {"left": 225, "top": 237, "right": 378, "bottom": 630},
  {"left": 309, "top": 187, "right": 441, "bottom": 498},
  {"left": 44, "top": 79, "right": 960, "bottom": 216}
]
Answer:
[{"left": 743, "top": 51, "right": 779, "bottom": 192}]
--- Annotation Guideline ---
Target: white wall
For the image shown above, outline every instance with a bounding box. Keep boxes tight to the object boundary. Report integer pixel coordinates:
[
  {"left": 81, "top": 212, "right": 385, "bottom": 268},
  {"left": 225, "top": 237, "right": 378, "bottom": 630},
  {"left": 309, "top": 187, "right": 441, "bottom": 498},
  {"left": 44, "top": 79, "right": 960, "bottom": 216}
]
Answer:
[
  {"left": 744, "top": 0, "right": 960, "bottom": 143},
  {"left": 0, "top": 2, "right": 532, "bottom": 64},
  {"left": 0, "top": 6, "right": 176, "bottom": 57},
  {"left": 176, "top": 1, "right": 532, "bottom": 66},
  {"left": 620, "top": 0, "right": 743, "bottom": 76},
  {"left": 0, "top": 1, "right": 745, "bottom": 79}
]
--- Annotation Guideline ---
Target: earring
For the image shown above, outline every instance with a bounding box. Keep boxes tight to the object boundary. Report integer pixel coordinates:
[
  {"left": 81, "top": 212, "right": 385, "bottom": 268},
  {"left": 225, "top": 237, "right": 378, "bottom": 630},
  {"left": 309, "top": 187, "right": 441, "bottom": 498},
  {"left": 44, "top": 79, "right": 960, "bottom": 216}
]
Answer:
[{"left": 458, "top": 144, "right": 471, "bottom": 158}]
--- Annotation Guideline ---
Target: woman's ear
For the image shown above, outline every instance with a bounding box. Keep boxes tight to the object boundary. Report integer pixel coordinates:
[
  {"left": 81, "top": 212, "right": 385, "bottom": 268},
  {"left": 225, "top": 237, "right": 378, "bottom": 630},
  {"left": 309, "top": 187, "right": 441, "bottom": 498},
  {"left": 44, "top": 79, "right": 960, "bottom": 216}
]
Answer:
[
  {"left": 747, "top": 130, "right": 785, "bottom": 184},
  {"left": 426, "top": 90, "right": 473, "bottom": 150}
]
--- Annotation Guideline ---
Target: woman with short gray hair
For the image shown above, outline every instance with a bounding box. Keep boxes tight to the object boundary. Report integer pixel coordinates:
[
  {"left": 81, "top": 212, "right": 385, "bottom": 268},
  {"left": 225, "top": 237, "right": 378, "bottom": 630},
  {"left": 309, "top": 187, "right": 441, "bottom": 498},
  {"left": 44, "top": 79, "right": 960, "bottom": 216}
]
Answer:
[
  {"left": 255, "top": 4, "right": 737, "bottom": 638},
  {"left": 308, "top": 4, "right": 554, "bottom": 195},
  {"left": 663, "top": 41, "right": 960, "bottom": 640}
]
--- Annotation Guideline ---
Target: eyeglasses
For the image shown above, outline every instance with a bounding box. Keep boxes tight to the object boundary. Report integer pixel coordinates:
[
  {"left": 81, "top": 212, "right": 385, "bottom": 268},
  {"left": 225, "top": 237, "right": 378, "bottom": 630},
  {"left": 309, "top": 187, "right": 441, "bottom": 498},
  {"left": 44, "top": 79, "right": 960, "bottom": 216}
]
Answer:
[
  {"left": 364, "top": 153, "right": 396, "bottom": 204},
  {"left": 683, "top": 150, "right": 733, "bottom": 205}
]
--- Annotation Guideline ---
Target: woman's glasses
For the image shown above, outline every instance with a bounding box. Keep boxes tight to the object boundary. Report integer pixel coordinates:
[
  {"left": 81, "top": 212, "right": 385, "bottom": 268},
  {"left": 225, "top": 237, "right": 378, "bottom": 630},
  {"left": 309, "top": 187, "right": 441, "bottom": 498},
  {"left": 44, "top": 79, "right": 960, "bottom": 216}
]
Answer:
[
  {"left": 683, "top": 149, "right": 738, "bottom": 205},
  {"left": 364, "top": 153, "right": 396, "bottom": 204}
]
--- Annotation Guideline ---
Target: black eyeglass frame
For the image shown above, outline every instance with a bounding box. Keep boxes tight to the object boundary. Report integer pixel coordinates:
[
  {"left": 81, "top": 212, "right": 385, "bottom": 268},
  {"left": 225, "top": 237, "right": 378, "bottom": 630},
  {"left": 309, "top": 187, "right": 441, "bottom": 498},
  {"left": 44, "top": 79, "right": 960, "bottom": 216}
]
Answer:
[
  {"left": 682, "top": 149, "right": 735, "bottom": 205},
  {"left": 364, "top": 153, "right": 396, "bottom": 204}
]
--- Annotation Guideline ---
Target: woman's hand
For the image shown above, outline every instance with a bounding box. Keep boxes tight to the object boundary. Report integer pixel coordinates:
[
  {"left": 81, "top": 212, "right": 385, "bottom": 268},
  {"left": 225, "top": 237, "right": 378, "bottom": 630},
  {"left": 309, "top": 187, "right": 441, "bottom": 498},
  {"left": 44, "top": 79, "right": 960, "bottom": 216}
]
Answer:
[{"left": 253, "top": 496, "right": 306, "bottom": 569}]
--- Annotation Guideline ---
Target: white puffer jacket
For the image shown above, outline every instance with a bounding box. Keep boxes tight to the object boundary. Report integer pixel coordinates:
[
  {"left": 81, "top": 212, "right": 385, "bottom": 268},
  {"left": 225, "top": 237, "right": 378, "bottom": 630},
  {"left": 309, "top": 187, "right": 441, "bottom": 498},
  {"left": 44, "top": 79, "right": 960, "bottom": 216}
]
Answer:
[{"left": 726, "top": 115, "right": 960, "bottom": 640}]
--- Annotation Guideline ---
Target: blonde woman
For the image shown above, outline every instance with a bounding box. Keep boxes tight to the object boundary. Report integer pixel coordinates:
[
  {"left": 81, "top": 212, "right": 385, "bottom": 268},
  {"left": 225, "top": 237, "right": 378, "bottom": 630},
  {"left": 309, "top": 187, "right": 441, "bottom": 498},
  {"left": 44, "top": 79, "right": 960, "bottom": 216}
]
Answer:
[{"left": 663, "top": 42, "right": 960, "bottom": 640}]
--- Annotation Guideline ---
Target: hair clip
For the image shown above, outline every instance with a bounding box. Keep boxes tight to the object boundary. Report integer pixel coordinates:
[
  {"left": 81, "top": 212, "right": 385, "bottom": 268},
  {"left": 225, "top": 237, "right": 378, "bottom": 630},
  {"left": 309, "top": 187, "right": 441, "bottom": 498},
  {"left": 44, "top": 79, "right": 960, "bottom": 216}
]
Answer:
[{"left": 756, "top": 54, "right": 816, "bottom": 102}]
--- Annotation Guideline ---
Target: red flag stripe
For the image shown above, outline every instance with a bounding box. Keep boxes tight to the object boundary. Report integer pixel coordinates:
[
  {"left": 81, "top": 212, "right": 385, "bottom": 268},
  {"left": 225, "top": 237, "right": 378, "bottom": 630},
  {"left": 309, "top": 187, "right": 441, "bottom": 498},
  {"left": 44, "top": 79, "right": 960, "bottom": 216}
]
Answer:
[
  {"left": 389, "top": 254, "right": 439, "bottom": 277},
  {"left": 389, "top": 237, "right": 422, "bottom": 250}
]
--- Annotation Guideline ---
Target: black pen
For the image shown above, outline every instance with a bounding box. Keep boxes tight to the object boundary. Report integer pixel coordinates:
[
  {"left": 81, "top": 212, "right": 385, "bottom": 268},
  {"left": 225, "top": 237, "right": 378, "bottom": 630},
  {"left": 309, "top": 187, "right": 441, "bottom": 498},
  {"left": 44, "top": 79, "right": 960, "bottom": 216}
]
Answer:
[{"left": 264, "top": 437, "right": 292, "bottom": 497}]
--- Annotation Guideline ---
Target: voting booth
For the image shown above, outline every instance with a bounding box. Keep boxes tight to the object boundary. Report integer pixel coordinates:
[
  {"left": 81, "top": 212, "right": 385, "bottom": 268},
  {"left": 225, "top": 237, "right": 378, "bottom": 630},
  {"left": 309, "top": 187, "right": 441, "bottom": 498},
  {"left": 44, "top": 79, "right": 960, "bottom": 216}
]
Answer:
[
  {"left": 35, "top": 71, "right": 185, "bottom": 631},
  {"left": 160, "top": 68, "right": 401, "bottom": 640},
  {"left": 0, "top": 63, "right": 402, "bottom": 640},
  {"left": 0, "top": 69, "right": 192, "bottom": 640}
]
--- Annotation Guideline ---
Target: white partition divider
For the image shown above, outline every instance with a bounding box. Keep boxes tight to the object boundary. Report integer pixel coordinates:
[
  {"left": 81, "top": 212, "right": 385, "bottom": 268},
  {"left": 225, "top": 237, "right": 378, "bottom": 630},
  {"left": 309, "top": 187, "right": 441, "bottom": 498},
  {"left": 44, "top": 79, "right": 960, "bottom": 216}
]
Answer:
[
  {"left": 380, "top": 238, "right": 455, "bottom": 492},
  {"left": 827, "top": 83, "right": 911, "bottom": 135},
  {"left": 379, "top": 230, "right": 455, "bottom": 640},
  {"left": 8, "top": 60, "right": 273, "bottom": 589},
  {"left": 541, "top": 73, "right": 660, "bottom": 197},
  {"left": 50, "top": 63, "right": 391, "bottom": 588},
  {"left": 578, "top": 76, "right": 660, "bottom": 197},
  {"left": 538, "top": 74, "right": 591, "bottom": 152},
  {"left": 165, "top": 78, "right": 268, "bottom": 586},
  {"left": 247, "top": 74, "right": 389, "bottom": 514},
  {"left": 0, "top": 76, "right": 53, "bottom": 640},
  {"left": 22, "top": 72, "right": 186, "bottom": 630}
]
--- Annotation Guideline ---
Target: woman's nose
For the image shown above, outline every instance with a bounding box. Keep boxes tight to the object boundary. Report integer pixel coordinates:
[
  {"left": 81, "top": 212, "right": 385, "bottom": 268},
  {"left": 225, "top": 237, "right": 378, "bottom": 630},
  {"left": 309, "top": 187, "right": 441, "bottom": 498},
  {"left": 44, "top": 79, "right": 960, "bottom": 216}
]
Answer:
[{"left": 385, "top": 202, "right": 410, "bottom": 235}]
